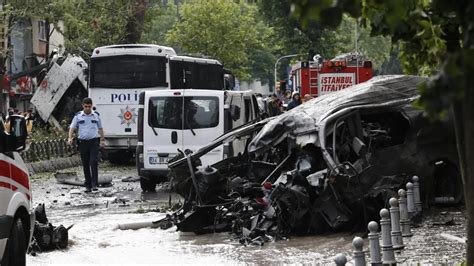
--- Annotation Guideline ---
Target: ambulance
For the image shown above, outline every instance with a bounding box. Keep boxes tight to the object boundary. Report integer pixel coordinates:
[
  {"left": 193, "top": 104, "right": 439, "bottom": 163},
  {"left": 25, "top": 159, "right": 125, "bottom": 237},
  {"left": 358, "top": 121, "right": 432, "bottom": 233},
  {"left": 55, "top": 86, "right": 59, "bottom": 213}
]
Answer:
[{"left": 0, "top": 115, "right": 34, "bottom": 266}]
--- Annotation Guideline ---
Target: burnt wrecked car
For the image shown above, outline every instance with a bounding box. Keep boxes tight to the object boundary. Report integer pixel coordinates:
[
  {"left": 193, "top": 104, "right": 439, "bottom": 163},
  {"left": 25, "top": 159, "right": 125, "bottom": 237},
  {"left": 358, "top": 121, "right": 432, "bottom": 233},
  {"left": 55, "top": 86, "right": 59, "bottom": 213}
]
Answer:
[{"left": 165, "top": 75, "right": 461, "bottom": 241}]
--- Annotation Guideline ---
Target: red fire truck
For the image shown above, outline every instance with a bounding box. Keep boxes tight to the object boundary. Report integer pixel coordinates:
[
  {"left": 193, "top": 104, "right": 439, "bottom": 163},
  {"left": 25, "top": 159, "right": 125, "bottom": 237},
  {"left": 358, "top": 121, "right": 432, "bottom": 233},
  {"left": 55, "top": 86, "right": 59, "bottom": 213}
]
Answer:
[{"left": 290, "top": 53, "right": 373, "bottom": 97}]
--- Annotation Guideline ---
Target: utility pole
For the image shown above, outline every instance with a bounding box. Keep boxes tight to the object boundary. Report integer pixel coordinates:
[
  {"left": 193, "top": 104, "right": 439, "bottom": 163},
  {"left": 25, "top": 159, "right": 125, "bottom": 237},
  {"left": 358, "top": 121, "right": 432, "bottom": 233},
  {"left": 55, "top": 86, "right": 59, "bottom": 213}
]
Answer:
[
  {"left": 274, "top": 54, "right": 298, "bottom": 92},
  {"left": 0, "top": 1, "right": 6, "bottom": 114},
  {"left": 175, "top": 0, "right": 180, "bottom": 22}
]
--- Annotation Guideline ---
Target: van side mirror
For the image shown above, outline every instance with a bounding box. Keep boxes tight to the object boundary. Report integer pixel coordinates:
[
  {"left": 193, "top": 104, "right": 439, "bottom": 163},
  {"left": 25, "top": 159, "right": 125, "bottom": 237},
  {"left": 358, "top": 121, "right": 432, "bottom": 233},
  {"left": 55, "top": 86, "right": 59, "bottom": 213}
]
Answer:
[{"left": 7, "top": 115, "right": 28, "bottom": 152}]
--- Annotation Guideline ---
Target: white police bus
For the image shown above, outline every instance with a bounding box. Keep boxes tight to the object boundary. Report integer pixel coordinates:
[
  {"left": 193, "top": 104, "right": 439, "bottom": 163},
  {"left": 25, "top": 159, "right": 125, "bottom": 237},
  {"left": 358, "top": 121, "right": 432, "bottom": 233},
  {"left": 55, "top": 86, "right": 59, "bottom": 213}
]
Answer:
[{"left": 88, "top": 44, "right": 177, "bottom": 163}]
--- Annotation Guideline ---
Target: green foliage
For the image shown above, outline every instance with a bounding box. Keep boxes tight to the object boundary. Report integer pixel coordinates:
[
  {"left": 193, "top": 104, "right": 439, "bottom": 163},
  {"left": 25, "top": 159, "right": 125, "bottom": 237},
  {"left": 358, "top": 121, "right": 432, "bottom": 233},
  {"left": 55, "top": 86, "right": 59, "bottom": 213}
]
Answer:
[
  {"left": 2, "top": 0, "right": 153, "bottom": 58},
  {"left": 289, "top": 0, "right": 448, "bottom": 76},
  {"left": 417, "top": 49, "right": 474, "bottom": 118},
  {"left": 141, "top": 2, "right": 178, "bottom": 46},
  {"left": 257, "top": 1, "right": 392, "bottom": 79},
  {"left": 56, "top": 0, "right": 134, "bottom": 56},
  {"left": 257, "top": 0, "right": 337, "bottom": 59},
  {"left": 379, "top": 47, "right": 403, "bottom": 75},
  {"left": 165, "top": 0, "right": 273, "bottom": 80},
  {"left": 336, "top": 15, "right": 392, "bottom": 73}
]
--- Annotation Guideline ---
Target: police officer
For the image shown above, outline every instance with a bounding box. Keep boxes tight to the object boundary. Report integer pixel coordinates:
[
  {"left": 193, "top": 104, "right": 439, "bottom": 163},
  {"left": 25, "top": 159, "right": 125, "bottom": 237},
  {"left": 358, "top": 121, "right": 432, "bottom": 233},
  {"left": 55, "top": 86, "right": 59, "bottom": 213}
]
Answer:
[{"left": 67, "top": 97, "right": 104, "bottom": 193}]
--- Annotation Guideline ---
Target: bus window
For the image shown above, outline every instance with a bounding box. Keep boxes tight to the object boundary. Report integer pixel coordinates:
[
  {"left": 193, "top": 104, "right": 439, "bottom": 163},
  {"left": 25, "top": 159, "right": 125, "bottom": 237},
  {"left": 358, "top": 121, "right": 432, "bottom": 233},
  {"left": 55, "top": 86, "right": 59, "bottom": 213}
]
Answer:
[
  {"left": 170, "top": 61, "right": 224, "bottom": 90},
  {"left": 90, "top": 55, "right": 167, "bottom": 88}
]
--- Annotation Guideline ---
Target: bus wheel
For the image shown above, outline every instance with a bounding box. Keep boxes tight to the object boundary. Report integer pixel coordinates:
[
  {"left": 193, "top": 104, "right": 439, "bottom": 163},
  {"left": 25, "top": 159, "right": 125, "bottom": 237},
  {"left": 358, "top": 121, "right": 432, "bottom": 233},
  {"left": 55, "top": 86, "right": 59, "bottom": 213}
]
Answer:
[
  {"left": 3, "top": 218, "right": 27, "bottom": 266},
  {"left": 140, "top": 177, "right": 156, "bottom": 192}
]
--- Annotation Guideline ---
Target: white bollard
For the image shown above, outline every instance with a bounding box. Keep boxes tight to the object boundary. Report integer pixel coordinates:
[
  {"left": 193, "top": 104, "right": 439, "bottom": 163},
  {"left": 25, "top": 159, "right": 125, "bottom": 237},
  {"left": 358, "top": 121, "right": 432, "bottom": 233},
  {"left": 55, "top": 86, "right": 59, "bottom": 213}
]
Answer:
[
  {"left": 406, "top": 182, "right": 415, "bottom": 218},
  {"left": 352, "top": 236, "right": 366, "bottom": 266},
  {"left": 412, "top": 176, "right": 422, "bottom": 212},
  {"left": 380, "top": 209, "right": 396, "bottom": 265},
  {"left": 389, "top": 197, "right": 404, "bottom": 250},
  {"left": 334, "top": 253, "right": 347, "bottom": 266},
  {"left": 368, "top": 221, "right": 382, "bottom": 265},
  {"left": 398, "top": 189, "right": 413, "bottom": 237}
]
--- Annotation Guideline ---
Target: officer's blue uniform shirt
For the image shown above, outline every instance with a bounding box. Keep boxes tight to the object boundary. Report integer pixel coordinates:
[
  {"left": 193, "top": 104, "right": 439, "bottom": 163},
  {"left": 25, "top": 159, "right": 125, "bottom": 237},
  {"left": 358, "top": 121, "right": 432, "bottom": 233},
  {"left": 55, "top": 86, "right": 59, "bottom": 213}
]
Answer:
[{"left": 69, "top": 111, "right": 102, "bottom": 140}]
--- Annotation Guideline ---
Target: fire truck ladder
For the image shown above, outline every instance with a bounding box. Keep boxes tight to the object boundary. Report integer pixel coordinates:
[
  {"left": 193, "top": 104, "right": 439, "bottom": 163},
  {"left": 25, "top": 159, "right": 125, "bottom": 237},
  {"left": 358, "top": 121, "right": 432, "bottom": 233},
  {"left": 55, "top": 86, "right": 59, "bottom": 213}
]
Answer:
[{"left": 309, "top": 68, "right": 319, "bottom": 96}]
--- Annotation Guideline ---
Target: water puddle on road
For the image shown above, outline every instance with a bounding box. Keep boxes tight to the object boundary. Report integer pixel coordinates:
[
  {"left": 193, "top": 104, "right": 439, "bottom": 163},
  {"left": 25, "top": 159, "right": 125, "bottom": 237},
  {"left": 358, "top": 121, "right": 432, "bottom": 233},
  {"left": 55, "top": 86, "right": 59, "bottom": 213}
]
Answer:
[
  {"left": 29, "top": 175, "right": 351, "bottom": 264},
  {"left": 27, "top": 205, "right": 354, "bottom": 265}
]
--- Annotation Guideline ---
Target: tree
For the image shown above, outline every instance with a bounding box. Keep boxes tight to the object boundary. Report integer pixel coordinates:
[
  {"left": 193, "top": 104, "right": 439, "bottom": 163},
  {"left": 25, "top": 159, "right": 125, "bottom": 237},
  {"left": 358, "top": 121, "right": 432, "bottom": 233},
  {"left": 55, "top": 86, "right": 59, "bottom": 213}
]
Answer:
[
  {"left": 56, "top": 0, "right": 140, "bottom": 55},
  {"left": 2, "top": 0, "right": 151, "bottom": 57},
  {"left": 123, "top": 0, "right": 148, "bottom": 43},
  {"left": 140, "top": 1, "right": 178, "bottom": 46},
  {"left": 256, "top": 1, "right": 393, "bottom": 84},
  {"left": 289, "top": 0, "right": 474, "bottom": 263},
  {"left": 165, "top": 0, "right": 272, "bottom": 80},
  {"left": 336, "top": 15, "right": 393, "bottom": 72}
]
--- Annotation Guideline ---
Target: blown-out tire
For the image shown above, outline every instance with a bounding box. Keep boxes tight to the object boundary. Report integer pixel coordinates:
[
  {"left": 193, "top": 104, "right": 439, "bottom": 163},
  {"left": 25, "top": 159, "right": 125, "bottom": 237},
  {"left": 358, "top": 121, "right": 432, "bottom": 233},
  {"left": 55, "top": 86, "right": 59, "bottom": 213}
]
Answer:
[
  {"left": 140, "top": 177, "right": 156, "bottom": 192},
  {"left": 3, "top": 218, "right": 27, "bottom": 266}
]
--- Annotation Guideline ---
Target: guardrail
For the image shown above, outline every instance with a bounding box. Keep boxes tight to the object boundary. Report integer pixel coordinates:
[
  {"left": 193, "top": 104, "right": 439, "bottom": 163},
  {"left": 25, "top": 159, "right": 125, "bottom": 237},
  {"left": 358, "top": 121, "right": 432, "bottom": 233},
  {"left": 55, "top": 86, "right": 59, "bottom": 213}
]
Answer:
[{"left": 22, "top": 138, "right": 78, "bottom": 162}]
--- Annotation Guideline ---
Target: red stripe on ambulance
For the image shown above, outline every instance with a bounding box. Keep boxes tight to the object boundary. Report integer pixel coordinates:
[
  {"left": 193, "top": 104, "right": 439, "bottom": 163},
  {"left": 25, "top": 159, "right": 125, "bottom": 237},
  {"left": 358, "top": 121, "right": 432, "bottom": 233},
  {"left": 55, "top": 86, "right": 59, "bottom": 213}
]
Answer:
[
  {"left": 10, "top": 164, "right": 30, "bottom": 189},
  {"left": 0, "top": 181, "right": 11, "bottom": 189},
  {"left": 0, "top": 158, "right": 31, "bottom": 200}
]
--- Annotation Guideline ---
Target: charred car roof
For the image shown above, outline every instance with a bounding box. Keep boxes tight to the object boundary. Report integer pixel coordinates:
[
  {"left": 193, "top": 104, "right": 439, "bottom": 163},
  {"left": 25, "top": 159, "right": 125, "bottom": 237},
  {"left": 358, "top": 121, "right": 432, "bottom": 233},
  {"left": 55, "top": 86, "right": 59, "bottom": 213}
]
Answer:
[{"left": 248, "top": 75, "right": 427, "bottom": 153}]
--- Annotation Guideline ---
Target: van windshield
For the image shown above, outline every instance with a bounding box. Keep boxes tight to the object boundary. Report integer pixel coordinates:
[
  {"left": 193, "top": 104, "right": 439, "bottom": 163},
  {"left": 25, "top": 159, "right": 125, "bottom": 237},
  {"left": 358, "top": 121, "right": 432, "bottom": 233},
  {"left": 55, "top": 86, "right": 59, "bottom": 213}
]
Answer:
[{"left": 148, "top": 96, "right": 219, "bottom": 129}]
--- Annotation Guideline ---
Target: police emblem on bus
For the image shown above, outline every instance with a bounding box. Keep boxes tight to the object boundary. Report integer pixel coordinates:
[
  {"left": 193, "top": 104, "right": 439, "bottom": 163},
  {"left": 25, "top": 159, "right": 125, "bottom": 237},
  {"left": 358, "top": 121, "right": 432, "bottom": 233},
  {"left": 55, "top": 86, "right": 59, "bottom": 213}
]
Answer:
[{"left": 118, "top": 105, "right": 137, "bottom": 126}]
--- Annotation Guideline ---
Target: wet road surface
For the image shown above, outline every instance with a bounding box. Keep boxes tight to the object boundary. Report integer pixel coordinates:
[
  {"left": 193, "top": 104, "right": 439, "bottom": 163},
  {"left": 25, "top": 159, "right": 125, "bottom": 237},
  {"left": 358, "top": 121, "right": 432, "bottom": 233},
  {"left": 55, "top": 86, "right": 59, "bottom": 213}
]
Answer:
[{"left": 27, "top": 163, "right": 467, "bottom": 265}]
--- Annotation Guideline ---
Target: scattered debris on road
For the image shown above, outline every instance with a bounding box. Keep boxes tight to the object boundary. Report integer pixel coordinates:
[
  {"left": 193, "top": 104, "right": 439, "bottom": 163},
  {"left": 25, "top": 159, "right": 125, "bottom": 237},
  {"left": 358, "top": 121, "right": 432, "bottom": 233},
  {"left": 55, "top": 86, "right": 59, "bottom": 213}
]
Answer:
[
  {"left": 55, "top": 172, "right": 113, "bottom": 186},
  {"left": 28, "top": 204, "right": 73, "bottom": 255}
]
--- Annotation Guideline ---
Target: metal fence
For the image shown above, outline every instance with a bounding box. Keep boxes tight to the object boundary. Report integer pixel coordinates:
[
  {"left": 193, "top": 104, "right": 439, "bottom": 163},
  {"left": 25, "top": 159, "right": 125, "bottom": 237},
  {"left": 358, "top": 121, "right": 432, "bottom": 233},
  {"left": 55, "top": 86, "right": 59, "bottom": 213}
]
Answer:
[{"left": 22, "top": 138, "right": 78, "bottom": 162}]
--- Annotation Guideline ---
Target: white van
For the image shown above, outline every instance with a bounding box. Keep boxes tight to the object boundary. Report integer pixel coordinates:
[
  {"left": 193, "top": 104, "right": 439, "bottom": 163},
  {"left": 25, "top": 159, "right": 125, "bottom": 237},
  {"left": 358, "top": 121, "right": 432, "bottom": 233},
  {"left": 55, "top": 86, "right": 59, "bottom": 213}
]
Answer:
[
  {"left": 136, "top": 89, "right": 260, "bottom": 191},
  {"left": 0, "top": 115, "right": 34, "bottom": 266}
]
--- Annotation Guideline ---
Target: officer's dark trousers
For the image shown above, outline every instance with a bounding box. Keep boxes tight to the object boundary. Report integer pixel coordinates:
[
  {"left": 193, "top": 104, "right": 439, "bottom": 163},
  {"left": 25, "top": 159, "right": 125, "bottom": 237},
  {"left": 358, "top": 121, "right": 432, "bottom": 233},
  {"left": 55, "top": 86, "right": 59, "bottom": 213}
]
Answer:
[{"left": 78, "top": 138, "right": 99, "bottom": 189}]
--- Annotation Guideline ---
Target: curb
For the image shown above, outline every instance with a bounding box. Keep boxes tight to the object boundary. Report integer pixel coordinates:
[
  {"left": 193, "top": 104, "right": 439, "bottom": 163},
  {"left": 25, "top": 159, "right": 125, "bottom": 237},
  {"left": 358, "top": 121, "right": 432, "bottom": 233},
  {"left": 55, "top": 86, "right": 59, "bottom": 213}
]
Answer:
[{"left": 26, "top": 155, "right": 82, "bottom": 175}]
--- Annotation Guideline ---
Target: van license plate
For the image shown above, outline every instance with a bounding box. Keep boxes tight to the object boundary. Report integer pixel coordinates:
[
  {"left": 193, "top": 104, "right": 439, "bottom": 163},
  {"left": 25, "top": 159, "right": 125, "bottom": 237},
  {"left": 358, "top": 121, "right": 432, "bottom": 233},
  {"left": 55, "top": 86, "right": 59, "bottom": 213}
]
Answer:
[{"left": 149, "top": 156, "right": 168, "bottom": 164}]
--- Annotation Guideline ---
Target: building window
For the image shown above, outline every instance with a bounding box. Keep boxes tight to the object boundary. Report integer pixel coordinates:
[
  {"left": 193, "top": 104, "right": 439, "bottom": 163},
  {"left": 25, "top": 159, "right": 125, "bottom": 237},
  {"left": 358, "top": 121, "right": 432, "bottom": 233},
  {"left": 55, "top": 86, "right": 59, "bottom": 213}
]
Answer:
[{"left": 38, "top": 20, "right": 47, "bottom": 41}]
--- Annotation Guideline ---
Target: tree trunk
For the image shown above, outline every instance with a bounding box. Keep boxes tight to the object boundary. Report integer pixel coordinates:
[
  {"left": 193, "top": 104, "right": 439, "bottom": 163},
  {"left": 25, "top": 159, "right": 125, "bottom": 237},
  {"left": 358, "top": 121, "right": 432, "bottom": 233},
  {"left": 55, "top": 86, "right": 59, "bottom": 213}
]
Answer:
[
  {"left": 460, "top": 2, "right": 474, "bottom": 262},
  {"left": 453, "top": 88, "right": 474, "bottom": 264},
  {"left": 463, "top": 90, "right": 474, "bottom": 265},
  {"left": 123, "top": 0, "right": 147, "bottom": 43},
  {"left": 0, "top": 57, "right": 4, "bottom": 114}
]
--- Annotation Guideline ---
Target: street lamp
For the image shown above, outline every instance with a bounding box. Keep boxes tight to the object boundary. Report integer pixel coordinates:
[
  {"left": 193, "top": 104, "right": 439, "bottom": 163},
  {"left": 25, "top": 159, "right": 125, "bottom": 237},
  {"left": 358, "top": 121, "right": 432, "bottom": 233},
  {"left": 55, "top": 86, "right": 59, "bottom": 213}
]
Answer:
[{"left": 274, "top": 54, "right": 298, "bottom": 92}]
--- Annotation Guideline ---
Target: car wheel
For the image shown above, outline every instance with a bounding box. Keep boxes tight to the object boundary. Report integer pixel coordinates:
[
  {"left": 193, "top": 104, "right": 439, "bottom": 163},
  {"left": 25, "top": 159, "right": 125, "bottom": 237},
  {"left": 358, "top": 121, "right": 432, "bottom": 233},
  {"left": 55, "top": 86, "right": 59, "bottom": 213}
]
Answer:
[
  {"left": 140, "top": 177, "right": 156, "bottom": 192},
  {"left": 3, "top": 218, "right": 27, "bottom": 266}
]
